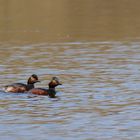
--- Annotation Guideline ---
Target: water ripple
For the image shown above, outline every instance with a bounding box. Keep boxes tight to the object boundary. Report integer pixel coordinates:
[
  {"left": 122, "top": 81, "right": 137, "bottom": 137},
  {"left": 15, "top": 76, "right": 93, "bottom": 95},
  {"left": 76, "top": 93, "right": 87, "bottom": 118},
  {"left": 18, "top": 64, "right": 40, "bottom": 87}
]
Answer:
[{"left": 0, "top": 41, "right": 140, "bottom": 140}]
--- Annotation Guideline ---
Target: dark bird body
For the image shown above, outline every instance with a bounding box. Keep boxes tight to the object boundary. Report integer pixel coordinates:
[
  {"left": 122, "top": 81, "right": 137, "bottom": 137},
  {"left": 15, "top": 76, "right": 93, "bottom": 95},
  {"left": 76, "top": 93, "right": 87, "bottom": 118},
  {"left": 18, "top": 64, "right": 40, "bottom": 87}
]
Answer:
[
  {"left": 29, "top": 77, "right": 62, "bottom": 98},
  {"left": 4, "top": 74, "right": 40, "bottom": 93}
]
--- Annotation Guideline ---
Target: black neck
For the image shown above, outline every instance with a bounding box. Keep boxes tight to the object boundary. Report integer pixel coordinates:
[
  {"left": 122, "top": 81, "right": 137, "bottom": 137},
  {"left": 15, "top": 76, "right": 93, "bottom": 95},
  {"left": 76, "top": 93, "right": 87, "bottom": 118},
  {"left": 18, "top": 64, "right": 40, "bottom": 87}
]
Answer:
[
  {"left": 27, "top": 83, "right": 34, "bottom": 90},
  {"left": 49, "top": 87, "right": 55, "bottom": 90},
  {"left": 48, "top": 87, "right": 56, "bottom": 98}
]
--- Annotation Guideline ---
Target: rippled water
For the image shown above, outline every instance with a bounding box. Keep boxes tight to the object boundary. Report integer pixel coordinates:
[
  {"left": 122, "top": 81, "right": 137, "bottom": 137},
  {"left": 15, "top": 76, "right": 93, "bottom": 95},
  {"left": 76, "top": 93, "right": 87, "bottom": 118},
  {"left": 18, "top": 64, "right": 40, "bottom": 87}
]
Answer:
[{"left": 0, "top": 41, "right": 140, "bottom": 140}]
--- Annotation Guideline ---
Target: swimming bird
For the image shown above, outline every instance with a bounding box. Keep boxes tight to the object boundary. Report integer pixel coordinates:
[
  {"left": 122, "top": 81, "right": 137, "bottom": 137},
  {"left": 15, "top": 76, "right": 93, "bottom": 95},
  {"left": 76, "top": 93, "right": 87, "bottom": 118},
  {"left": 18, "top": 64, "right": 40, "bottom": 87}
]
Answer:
[
  {"left": 28, "top": 77, "right": 62, "bottom": 98},
  {"left": 4, "top": 74, "right": 40, "bottom": 93}
]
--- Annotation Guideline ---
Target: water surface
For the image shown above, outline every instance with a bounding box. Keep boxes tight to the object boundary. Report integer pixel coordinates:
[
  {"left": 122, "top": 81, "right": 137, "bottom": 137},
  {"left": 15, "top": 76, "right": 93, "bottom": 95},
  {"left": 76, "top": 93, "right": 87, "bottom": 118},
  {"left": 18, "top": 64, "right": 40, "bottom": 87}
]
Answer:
[
  {"left": 0, "top": 0, "right": 140, "bottom": 139},
  {"left": 0, "top": 41, "right": 140, "bottom": 140}
]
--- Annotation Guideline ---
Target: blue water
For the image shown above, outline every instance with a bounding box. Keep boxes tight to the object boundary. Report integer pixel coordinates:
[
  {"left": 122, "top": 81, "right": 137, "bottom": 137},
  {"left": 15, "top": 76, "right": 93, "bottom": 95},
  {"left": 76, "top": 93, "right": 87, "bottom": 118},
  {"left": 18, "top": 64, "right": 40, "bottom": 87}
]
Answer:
[{"left": 0, "top": 41, "right": 140, "bottom": 140}]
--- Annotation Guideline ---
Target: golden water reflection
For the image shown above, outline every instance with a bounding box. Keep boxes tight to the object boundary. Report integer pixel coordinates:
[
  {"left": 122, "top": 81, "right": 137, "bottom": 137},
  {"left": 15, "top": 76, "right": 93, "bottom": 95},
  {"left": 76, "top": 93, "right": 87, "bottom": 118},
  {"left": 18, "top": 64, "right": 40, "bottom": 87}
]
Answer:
[{"left": 0, "top": 0, "right": 140, "bottom": 42}]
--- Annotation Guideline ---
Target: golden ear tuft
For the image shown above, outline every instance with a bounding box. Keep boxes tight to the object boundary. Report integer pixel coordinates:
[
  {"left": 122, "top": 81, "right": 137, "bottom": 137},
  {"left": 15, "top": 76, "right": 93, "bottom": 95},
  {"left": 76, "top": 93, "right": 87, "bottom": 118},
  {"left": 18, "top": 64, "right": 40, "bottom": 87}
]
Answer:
[{"left": 52, "top": 80, "right": 57, "bottom": 84}]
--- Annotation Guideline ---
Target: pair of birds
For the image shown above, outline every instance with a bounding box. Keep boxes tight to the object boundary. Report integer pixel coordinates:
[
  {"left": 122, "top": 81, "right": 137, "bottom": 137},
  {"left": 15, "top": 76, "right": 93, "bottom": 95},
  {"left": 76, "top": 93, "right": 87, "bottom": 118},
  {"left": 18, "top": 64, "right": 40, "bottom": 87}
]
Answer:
[{"left": 4, "top": 74, "right": 62, "bottom": 98}]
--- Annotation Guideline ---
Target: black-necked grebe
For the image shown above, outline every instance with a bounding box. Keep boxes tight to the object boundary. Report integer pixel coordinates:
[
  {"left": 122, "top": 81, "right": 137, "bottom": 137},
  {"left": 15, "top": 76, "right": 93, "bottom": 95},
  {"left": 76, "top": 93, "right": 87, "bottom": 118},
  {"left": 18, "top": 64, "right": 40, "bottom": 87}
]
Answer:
[
  {"left": 4, "top": 74, "right": 40, "bottom": 93},
  {"left": 28, "top": 77, "right": 62, "bottom": 98}
]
